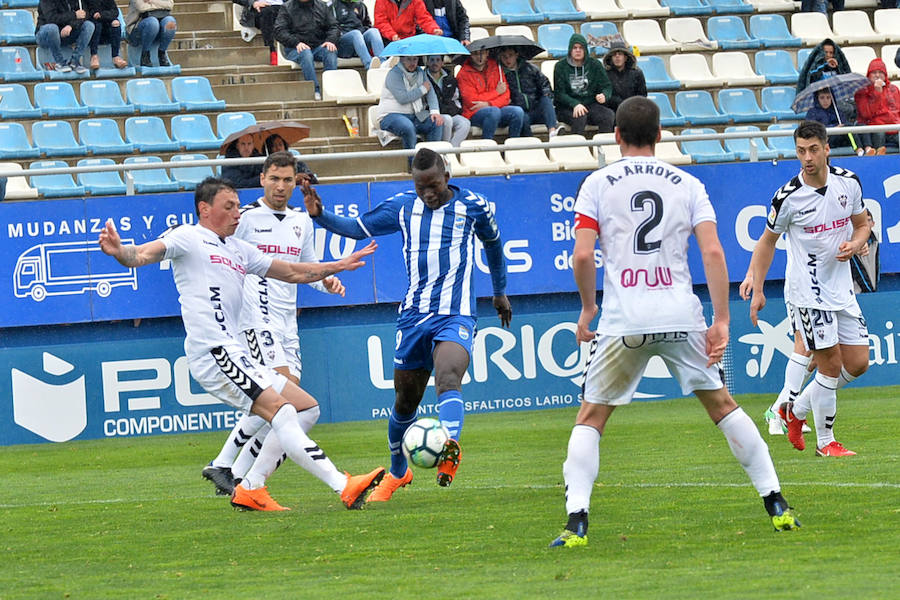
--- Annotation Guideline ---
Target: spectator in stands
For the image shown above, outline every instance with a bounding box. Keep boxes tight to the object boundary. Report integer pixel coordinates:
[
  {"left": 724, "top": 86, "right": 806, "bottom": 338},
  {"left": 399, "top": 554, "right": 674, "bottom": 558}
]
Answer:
[
  {"left": 36, "top": 0, "right": 96, "bottom": 73},
  {"left": 0, "top": 177, "right": 6, "bottom": 202},
  {"left": 422, "top": 0, "right": 470, "bottom": 46},
  {"left": 853, "top": 58, "right": 900, "bottom": 155},
  {"left": 805, "top": 88, "right": 852, "bottom": 149},
  {"left": 275, "top": 0, "right": 339, "bottom": 101},
  {"left": 602, "top": 41, "right": 646, "bottom": 112},
  {"left": 800, "top": 0, "right": 843, "bottom": 12},
  {"left": 331, "top": 0, "right": 384, "bottom": 70},
  {"left": 426, "top": 54, "right": 470, "bottom": 146},
  {"left": 457, "top": 48, "right": 524, "bottom": 140},
  {"left": 125, "top": 0, "right": 177, "bottom": 67},
  {"left": 87, "top": 0, "right": 127, "bottom": 70},
  {"left": 850, "top": 209, "right": 880, "bottom": 294},
  {"left": 374, "top": 0, "right": 441, "bottom": 43},
  {"left": 553, "top": 33, "right": 614, "bottom": 136},
  {"left": 376, "top": 55, "right": 444, "bottom": 166},
  {"left": 234, "top": 0, "right": 284, "bottom": 66},
  {"left": 797, "top": 39, "right": 850, "bottom": 94},
  {"left": 498, "top": 46, "right": 560, "bottom": 138},
  {"left": 264, "top": 134, "right": 319, "bottom": 182},
  {"left": 222, "top": 134, "right": 264, "bottom": 188}
]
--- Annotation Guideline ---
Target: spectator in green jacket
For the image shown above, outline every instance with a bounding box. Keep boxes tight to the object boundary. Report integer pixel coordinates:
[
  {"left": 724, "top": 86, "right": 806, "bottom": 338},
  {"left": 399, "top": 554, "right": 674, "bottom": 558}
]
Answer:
[{"left": 553, "top": 33, "right": 614, "bottom": 136}]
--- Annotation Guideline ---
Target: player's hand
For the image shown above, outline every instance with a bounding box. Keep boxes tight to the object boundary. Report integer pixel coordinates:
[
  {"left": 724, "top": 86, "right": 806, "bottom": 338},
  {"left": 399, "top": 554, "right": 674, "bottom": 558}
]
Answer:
[
  {"left": 856, "top": 243, "right": 869, "bottom": 257},
  {"left": 493, "top": 295, "right": 512, "bottom": 328},
  {"left": 300, "top": 178, "right": 323, "bottom": 217},
  {"left": 738, "top": 272, "right": 753, "bottom": 300},
  {"left": 748, "top": 290, "right": 766, "bottom": 327},
  {"left": 98, "top": 219, "right": 122, "bottom": 257},
  {"left": 705, "top": 321, "right": 729, "bottom": 367},
  {"left": 338, "top": 240, "right": 377, "bottom": 271},
  {"left": 323, "top": 276, "right": 345, "bottom": 297},
  {"left": 836, "top": 240, "right": 862, "bottom": 261},
  {"left": 576, "top": 304, "right": 598, "bottom": 344}
]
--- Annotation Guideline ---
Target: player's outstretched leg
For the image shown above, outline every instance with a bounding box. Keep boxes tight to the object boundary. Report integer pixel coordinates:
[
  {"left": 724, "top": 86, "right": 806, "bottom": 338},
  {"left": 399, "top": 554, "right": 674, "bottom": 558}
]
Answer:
[
  {"left": 368, "top": 409, "right": 417, "bottom": 502},
  {"left": 367, "top": 468, "right": 413, "bottom": 502},
  {"left": 231, "top": 483, "right": 291, "bottom": 511},
  {"left": 203, "top": 413, "right": 267, "bottom": 495},
  {"left": 436, "top": 390, "right": 464, "bottom": 487},
  {"left": 550, "top": 424, "right": 601, "bottom": 548}
]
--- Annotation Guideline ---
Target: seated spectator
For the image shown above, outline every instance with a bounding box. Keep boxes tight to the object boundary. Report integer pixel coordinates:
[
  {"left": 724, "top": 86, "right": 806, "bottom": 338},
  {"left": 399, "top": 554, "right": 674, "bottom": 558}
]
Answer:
[
  {"left": 498, "top": 46, "right": 559, "bottom": 138},
  {"left": 264, "top": 134, "right": 319, "bottom": 182},
  {"left": 423, "top": 0, "right": 469, "bottom": 46},
  {"left": 222, "top": 134, "right": 264, "bottom": 188},
  {"left": 275, "top": 0, "right": 339, "bottom": 100},
  {"left": 603, "top": 41, "right": 647, "bottom": 112},
  {"left": 125, "top": 0, "right": 177, "bottom": 67},
  {"left": 853, "top": 58, "right": 900, "bottom": 155},
  {"left": 797, "top": 39, "right": 850, "bottom": 94},
  {"left": 0, "top": 177, "right": 6, "bottom": 202},
  {"left": 425, "top": 54, "right": 470, "bottom": 146},
  {"left": 331, "top": 0, "right": 384, "bottom": 70},
  {"left": 376, "top": 55, "right": 444, "bottom": 165},
  {"left": 88, "top": 0, "right": 127, "bottom": 70},
  {"left": 36, "top": 0, "right": 95, "bottom": 73},
  {"left": 234, "top": 0, "right": 284, "bottom": 66},
  {"left": 374, "top": 0, "right": 441, "bottom": 43},
  {"left": 805, "top": 88, "right": 852, "bottom": 148},
  {"left": 553, "top": 33, "right": 614, "bottom": 136},
  {"left": 457, "top": 48, "right": 524, "bottom": 140},
  {"left": 850, "top": 209, "right": 880, "bottom": 293}
]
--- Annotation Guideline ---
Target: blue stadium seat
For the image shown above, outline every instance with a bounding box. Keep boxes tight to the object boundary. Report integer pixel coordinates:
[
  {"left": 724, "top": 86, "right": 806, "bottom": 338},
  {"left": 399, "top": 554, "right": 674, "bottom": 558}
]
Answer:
[
  {"left": 754, "top": 50, "right": 799, "bottom": 85},
  {"left": 675, "top": 91, "right": 729, "bottom": 125},
  {"left": 170, "top": 153, "right": 215, "bottom": 190},
  {"left": 707, "top": 16, "right": 760, "bottom": 50},
  {"left": 767, "top": 123, "right": 798, "bottom": 158},
  {"left": 491, "top": 0, "right": 544, "bottom": 23},
  {"left": 749, "top": 15, "right": 802, "bottom": 48},
  {"left": 78, "top": 118, "right": 135, "bottom": 155},
  {"left": 534, "top": 0, "right": 585, "bottom": 21},
  {"left": 80, "top": 80, "right": 136, "bottom": 115},
  {"left": 660, "top": 0, "right": 714, "bottom": 16},
  {"left": 797, "top": 48, "right": 812, "bottom": 70},
  {"left": 32, "top": 120, "right": 88, "bottom": 156},
  {"left": 33, "top": 82, "right": 89, "bottom": 117},
  {"left": 537, "top": 24, "right": 575, "bottom": 58},
  {"left": 648, "top": 92, "right": 686, "bottom": 126},
  {"left": 0, "top": 122, "right": 40, "bottom": 158},
  {"left": 28, "top": 159, "right": 86, "bottom": 197},
  {"left": 717, "top": 88, "right": 775, "bottom": 123},
  {"left": 125, "top": 78, "right": 181, "bottom": 113},
  {"left": 123, "top": 156, "right": 179, "bottom": 193},
  {"left": 0, "top": 82, "right": 41, "bottom": 118},
  {"left": 706, "top": 0, "right": 752, "bottom": 13},
  {"left": 171, "top": 114, "right": 223, "bottom": 151},
  {"left": 170, "top": 76, "right": 226, "bottom": 111},
  {"left": 4, "top": 0, "right": 40, "bottom": 7},
  {"left": 34, "top": 45, "right": 90, "bottom": 81},
  {"left": 679, "top": 128, "right": 735, "bottom": 163},
  {"left": 124, "top": 116, "right": 180, "bottom": 152},
  {"left": 217, "top": 111, "right": 256, "bottom": 139},
  {"left": 637, "top": 56, "right": 681, "bottom": 91},
  {"left": 580, "top": 21, "right": 619, "bottom": 57},
  {"left": 761, "top": 86, "right": 802, "bottom": 121},
  {"left": 0, "top": 46, "right": 44, "bottom": 81},
  {"left": 77, "top": 158, "right": 127, "bottom": 195},
  {"left": 0, "top": 9, "right": 35, "bottom": 44},
  {"left": 724, "top": 125, "right": 780, "bottom": 161}
]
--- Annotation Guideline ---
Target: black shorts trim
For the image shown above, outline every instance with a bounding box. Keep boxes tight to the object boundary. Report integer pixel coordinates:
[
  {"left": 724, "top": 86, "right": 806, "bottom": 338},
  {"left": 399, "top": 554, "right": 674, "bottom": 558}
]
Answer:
[{"left": 210, "top": 346, "right": 264, "bottom": 402}]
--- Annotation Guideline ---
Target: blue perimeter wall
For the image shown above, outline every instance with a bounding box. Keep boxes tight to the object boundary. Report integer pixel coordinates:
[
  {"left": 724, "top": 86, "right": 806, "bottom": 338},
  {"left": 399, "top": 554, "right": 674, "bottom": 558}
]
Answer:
[{"left": 2, "top": 157, "right": 899, "bottom": 445}]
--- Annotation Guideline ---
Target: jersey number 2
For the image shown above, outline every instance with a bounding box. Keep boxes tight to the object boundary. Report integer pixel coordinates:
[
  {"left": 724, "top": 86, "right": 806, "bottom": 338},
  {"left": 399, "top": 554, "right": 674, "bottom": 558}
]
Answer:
[{"left": 631, "top": 191, "right": 663, "bottom": 255}]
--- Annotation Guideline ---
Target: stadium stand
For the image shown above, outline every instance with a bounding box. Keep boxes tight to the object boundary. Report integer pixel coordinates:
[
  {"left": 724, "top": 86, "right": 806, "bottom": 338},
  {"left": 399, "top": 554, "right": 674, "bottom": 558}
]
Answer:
[
  {"left": 873, "top": 9, "right": 900, "bottom": 43},
  {"left": 660, "top": 0, "right": 714, "bottom": 17},
  {"left": 761, "top": 86, "right": 801, "bottom": 121},
  {"left": 170, "top": 154, "right": 216, "bottom": 190},
  {"left": 2, "top": 0, "right": 39, "bottom": 8},
  {"left": 657, "top": 129, "right": 692, "bottom": 164},
  {"left": 882, "top": 45, "right": 900, "bottom": 78},
  {"left": 502, "top": 136, "right": 561, "bottom": 172},
  {"left": 747, "top": 0, "right": 795, "bottom": 12},
  {"left": 123, "top": 156, "right": 180, "bottom": 193},
  {"left": 541, "top": 59, "right": 556, "bottom": 88},
  {"left": 754, "top": 50, "right": 800, "bottom": 85},
  {"left": 547, "top": 134, "right": 598, "bottom": 169},
  {"left": 0, "top": 45, "right": 43, "bottom": 81},
  {"left": 0, "top": 160, "right": 38, "bottom": 198},
  {"left": 322, "top": 69, "right": 377, "bottom": 103},
  {"left": 718, "top": 87, "right": 776, "bottom": 121},
  {"left": 679, "top": 128, "right": 735, "bottom": 162},
  {"left": 463, "top": 0, "right": 503, "bottom": 25},
  {"left": 723, "top": 125, "right": 780, "bottom": 160},
  {"left": 669, "top": 54, "right": 726, "bottom": 88},
  {"left": 80, "top": 80, "right": 136, "bottom": 115},
  {"left": 0, "top": 82, "right": 41, "bottom": 118},
  {"left": 125, "top": 116, "right": 181, "bottom": 152},
  {"left": 790, "top": 12, "right": 842, "bottom": 46},
  {"left": 366, "top": 68, "right": 389, "bottom": 96},
  {"left": 538, "top": 24, "right": 575, "bottom": 58},
  {"left": 458, "top": 139, "right": 516, "bottom": 175},
  {"left": 0, "top": 122, "right": 39, "bottom": 158},
  {"left": 675, "top": 90, "right": 730, "bottom": 124},
  {"left": 575, "top": 0, "right": 628, "bottom": 19},
  {"left": 706, "top": 0, "right": 753, "bottom": 14},
  {"left": 491, "top": 0, "right": 545, "bottom": 23},
  {"left": 622, "top": 19, "right": 679, "bottom": 53},
  {"left": 843, "top": 46, "right": 877, "bottom": 76},
  {"left": 665, "top": 17, "right": 717, "bottom": 49},
  {"left": 712, "top": 52, "right": 765, "bottom": 86},
  {"left": 126, "top": 78, "right": 181, "bottom": 114},
  {"left": 170, "top": 114, "right": 223, "bottom": 151},
  {"left": 638, "top": 55, "right": 681, "bottom": 90},
  {"left": 470, "top": 26, "right": 490, "bottom": 40},
  {"left": 28, "top": 160, "right": 85, "bottom": 197},
  {"left": 648, "top": 91, "right": 687, "bottom": 126},
  {"left": 534, "top": 0, "right": 585, "bottom": 21},
  {"left": 580, "top": 21, "right": 619, "bottom": 56},
  {"left": 415, "top": 141, "right": 472, "bottom": 176},
  {"left": 78, "top": 118, "right": 135, "bottom": 155},
  {"left": 0, "top": 9, "right": 35, "bottom": 44},
  {"left": 833, "top": 10, "right": 885, "bottom": 45},
  {"left": 494, "top": 24, "right": 537, "bottom": 40},
  {"left": 33, "top": 82, "right": 89, "bottom": 117},
  {"left": 766, "top": 122, "right": 798, "bottom": 158},
  {"left": 77, "top": 158, "right": 127, "bottom": 196},
  {"left": 32, "top": 120, "right": 88, "bottom": 156},
  {"left": 748, "top": 14, "right": 802, "bottom": 48},
  {"left": 707, "top": 15, "right": 760, "bottom": 50},
  {"left": 620, "top": 0, "right": 670, "bottom": 17},
  {"left": 171, "top": 76, "right": 227, "bottom": 111},
  {"left": 217, "top": 112, "right": 257, "bottom": 140}
]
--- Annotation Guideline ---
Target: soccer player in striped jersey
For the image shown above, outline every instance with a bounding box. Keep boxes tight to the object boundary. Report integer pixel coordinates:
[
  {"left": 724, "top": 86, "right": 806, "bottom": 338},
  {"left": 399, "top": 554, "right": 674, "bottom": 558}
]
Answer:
[
  {"left": 302, "top": 147, "right": 512, "bottom": 501},
  {"left": 99, "top": 177, "right": 386, "bottom": 511},
  {"left": 552, "top": 97, "right": 797, "bottom": 548}
]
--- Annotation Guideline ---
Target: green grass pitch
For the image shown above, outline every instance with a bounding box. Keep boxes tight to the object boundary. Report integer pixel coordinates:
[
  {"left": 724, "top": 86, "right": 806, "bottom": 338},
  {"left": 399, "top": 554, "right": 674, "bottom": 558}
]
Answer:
[{"left": 2, "top": 387, "right": 897, "bottom": 599}]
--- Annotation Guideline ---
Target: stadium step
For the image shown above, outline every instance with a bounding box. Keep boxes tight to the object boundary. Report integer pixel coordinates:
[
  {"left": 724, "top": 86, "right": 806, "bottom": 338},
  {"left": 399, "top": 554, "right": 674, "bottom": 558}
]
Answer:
[
  {"left": 168, "top": 11, "right": 229, "bottom": 33},
  {"left": 212, "top": 81, "right": 315, "bottom": 105},
  {"left": 167, "top": 46, "right": 264, "bottom": 69}
]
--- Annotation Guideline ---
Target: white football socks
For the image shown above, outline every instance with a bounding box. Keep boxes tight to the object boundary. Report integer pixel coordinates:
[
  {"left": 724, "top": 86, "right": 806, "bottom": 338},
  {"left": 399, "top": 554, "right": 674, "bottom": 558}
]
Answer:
[
  {"left": 211, "top": 414, "right": 267, "bottom": 468},
  {"left": 771, "top": 353, "right": 812, "bottom": 412},
  {"left": 268, "top": 403, "right": 346, "bottom": 493},
  {"left": 232, "top": 427, "right": 268, "bottom": 480},
  {"left": 242, "top": 406, "right": 320, "bottom": 488},
  {"left": 717, "top": 407, "right": 780, "bottom": 497},
  {"left": 563, "top": 424, "right": 601, "bottom": 515},
  {"left": 793, "top": 372, "right": 839, "bottom": 448}
]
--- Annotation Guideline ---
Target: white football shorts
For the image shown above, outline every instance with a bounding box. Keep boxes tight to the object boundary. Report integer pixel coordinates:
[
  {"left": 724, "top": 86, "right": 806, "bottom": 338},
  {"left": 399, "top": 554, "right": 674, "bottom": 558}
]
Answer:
[
  {"left": 243, "top": 328, "right": 303, "bottom": 382},
  {"left": 581, "top": 331, "right": 724, "bottom": 405},
  {"left": 792, "top": 299, "right": 869, "bottom": 351},
  {"left": 190, "top": 341, "right": 287, "bottom": 412}
]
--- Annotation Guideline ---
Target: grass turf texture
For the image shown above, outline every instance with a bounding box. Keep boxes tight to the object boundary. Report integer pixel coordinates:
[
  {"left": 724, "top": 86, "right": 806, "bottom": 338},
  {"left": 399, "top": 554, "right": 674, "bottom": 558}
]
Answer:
[{"left": 1, "top": 387, "right": 897, "bottom": 599}]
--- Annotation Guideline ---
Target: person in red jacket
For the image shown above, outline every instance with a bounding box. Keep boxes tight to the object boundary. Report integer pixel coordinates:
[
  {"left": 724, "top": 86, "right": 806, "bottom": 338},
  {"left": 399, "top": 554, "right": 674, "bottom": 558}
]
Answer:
[
  {"left": 456, "top": 48, "right": 524, "bottom": 139},
  {"left": 374, "top": 0, "right": 441, "bottom": 42},
  {"left": 853, "top": 58, "right": 900, "bottom": 155}
]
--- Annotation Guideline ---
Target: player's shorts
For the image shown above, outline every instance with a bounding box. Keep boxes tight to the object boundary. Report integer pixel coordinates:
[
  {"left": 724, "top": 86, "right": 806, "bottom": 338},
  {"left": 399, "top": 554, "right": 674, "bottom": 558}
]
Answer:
[
  {"left": 189, "top": 342, "right": 287, "bottom": 412},
  {"left": 791, "top": 299, "right": 869, "bottom": 351},
  {"left": 581, "top": 331, "right": 724, "bottom": 406},
  {"left": 394, "top": 310, "right": 476, "bottom": 371},
  {"left": 243, "top": 328, "right": 302, "bottom": 382}
]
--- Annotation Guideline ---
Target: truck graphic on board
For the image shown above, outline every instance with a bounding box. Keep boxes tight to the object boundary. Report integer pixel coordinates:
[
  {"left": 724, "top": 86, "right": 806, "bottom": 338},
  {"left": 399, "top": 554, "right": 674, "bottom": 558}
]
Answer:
[{"left": 13, "top": 240, "right": 138, "bottom": 301}]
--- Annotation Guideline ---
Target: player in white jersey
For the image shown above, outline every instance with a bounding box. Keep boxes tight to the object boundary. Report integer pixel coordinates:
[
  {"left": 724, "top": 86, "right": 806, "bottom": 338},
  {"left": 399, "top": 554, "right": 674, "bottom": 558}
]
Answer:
[
  {"left": 200, "top": 153, "right": 346, "bottom": 508},
  {"left": 551, "top": 97, "right": 798, "bottom": 548},
  {"left": 741, "top": 120, "right": 870, "bottom": 457},
  {"left": 99, "top": 177, "right": 387, "bottom": 511}
]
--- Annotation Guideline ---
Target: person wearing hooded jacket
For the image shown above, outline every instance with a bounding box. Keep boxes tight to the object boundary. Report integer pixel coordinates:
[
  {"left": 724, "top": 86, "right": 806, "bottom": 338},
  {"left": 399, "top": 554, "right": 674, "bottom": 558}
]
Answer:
[
  {"left": 853, "top": 58, "right": 900, "bottom": 155},
  {"left": 805, "top": 88, "right": 852, "bottom": 148},
  {"left": 602, "top": 41, "right": 646, "bottom": 112},
  {"left": 498, "top": 46, "right": 560, "bottom": 138},
  {"left": 797, "top": 38, "right": 851, "bottom": 94},
  {"left": 553, "top": 33, "right": 614, "bottom": 136},
  {"left": 457, "top": 48, "right": 525, "bottom": 140}
]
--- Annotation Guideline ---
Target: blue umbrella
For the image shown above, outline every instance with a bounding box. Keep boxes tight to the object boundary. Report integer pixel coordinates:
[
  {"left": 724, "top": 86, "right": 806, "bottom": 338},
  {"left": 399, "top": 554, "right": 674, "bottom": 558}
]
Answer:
[
  {"left": 791, "top": 73, "right": 870, "bottom": 113},
  {"left": 379, "top": 34, "right": 470, "bottom": 58}
]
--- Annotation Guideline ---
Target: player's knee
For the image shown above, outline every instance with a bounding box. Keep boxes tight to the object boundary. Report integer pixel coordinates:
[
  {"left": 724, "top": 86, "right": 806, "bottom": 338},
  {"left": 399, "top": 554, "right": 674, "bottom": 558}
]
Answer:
[
  {"left": 393, "top": 396, "right": 420, "bottom": 415},
  {"left": 433, "top": 373, "right": 462, "bottom": 396},
  {"left": 845, "top": 357, "right": 869, "bottom": 378}
]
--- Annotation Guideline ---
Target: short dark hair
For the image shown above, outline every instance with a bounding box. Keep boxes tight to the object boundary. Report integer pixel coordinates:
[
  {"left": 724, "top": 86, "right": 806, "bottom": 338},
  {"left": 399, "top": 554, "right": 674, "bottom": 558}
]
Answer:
[
  {"left": 794, "top": 120, "right": 827, "bottom": 144},
  {"left": 262, "top": 150, "right": 297, "bottom": 174},
  {"left": 615, "top": 96, "right": 660, "bottom": 148},
  {"left": 411, "top": 147, "right": 446, "bottom": 173},
  {"left": 195, "top": 177, "right": 236, "bottom": 215}
]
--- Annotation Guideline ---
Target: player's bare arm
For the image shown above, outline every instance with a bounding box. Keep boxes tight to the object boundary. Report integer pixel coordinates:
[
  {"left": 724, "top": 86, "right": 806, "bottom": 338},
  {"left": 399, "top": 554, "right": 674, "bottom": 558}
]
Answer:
[
  {"left": 98, "top": 220, "right": 167, "bottom": 267},
  {"left": 493, "top": 295, "right": 512, "bottom": 328},
  {"left": 572, "top": 228, "right": 599, "bottom": 344},
  {"left": 266, "top": 240, "right": 377, "bottom": 283},
  {"left": 694, "top": 221, "right": 730, "bottom": 366},
  {"left": 742, "top": 228, "right": 779, "bottom": 325},
  {"left": 836, "top": 211, "right": 872, "bottom": 262}
]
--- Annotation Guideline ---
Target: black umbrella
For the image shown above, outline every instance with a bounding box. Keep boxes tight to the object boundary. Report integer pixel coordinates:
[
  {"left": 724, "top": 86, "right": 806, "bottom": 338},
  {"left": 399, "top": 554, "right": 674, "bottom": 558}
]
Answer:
[{"left": 453, "top": 35, "right": 545, "bottom": 64}]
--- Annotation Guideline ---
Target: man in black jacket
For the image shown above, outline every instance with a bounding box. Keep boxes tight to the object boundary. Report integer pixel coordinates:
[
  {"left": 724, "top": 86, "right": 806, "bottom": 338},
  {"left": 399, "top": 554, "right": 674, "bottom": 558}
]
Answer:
[
  {"left": 422, "top": 0, "right": 469, "bottom": 45},
  {"left": 602, "top": 42, "right": 647, "bottom": 112},
  {"left": 275, "top": 0, "right": 339, "bottom": 99},
  {"left": 35, "top": 0, "right": 96, "bottom": 73},
  {"left": 332, "top": 0, "right": 384, "bottom": 69},
  {"left": 499, "top": 47, "right": 560, "bottom": 137},
  {"left": 426, "top": 54, "right": 470, "bottom": 146}
]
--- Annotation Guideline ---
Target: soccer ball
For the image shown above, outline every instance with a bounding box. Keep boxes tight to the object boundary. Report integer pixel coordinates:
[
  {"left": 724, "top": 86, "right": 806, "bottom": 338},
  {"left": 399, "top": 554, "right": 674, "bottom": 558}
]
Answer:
[{"left": 401, "top": 418, "right": 450, "bottom": 469}]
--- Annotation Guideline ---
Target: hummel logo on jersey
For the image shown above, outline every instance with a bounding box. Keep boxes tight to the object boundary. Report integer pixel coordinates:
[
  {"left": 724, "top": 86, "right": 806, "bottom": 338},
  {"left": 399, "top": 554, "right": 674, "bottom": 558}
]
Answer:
[
  {"left": 254, "top": 227, "right": 273, "bottom": 233},
  {"left": 202, "top": 240, "right": 219, "bottom": 248},
  {"left": 798, "top": 208, "right": 816, "bottom": 215}
]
